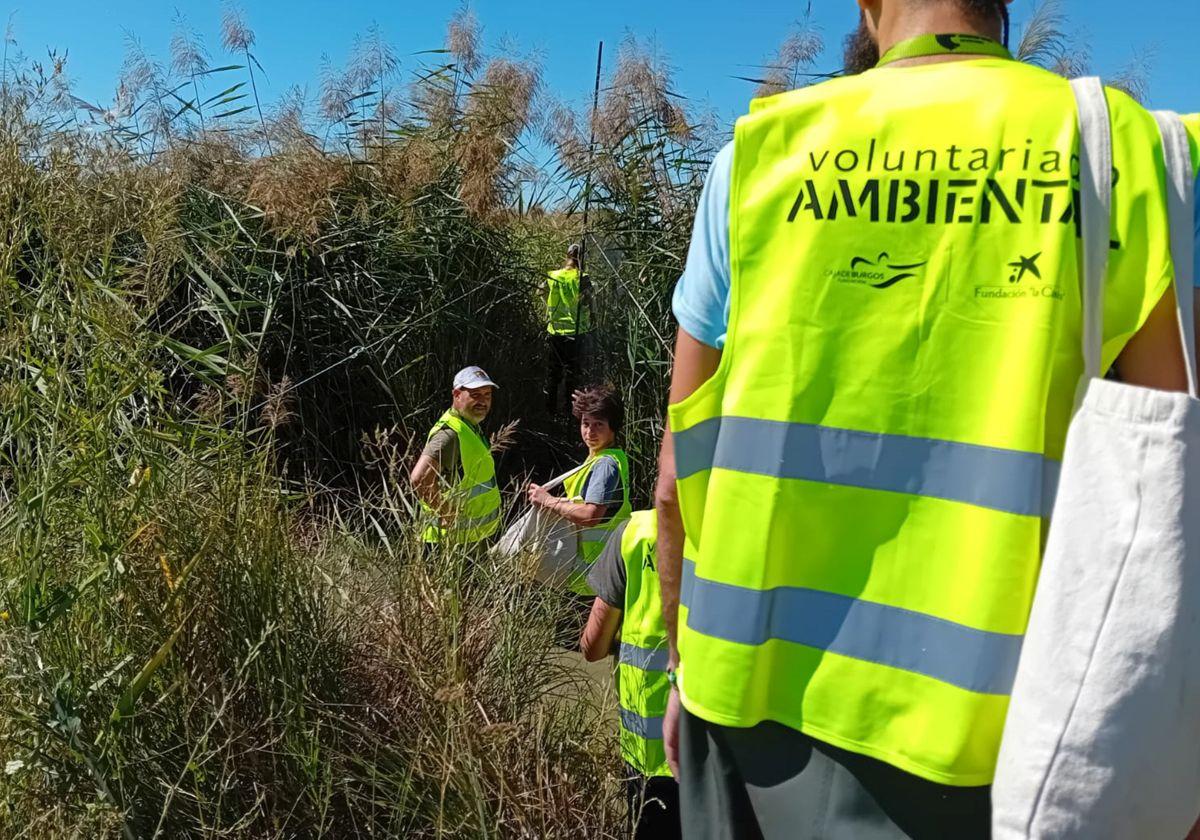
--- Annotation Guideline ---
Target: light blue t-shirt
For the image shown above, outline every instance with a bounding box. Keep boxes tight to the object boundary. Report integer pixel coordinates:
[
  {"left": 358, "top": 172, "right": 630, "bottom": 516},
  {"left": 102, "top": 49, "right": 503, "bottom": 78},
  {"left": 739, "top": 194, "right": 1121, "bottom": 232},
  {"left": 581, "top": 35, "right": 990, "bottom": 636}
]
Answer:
[
  {"left": 672, "top": 142, "right": 733, "bottom": 349},
  {"left": 672, "top": 142, "right": 1200, "bottom": 350}
]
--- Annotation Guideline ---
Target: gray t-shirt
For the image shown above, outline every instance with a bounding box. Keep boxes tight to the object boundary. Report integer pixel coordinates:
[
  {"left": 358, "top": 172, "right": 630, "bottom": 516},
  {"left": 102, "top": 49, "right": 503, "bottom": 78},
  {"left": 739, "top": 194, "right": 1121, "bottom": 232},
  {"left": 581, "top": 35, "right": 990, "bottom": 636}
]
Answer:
[
  {"left": 581, "top": 455, "right": 625, "bottom": 520},
  {"left": 587, "top": 519, "right": 629, "bottom": 609}
]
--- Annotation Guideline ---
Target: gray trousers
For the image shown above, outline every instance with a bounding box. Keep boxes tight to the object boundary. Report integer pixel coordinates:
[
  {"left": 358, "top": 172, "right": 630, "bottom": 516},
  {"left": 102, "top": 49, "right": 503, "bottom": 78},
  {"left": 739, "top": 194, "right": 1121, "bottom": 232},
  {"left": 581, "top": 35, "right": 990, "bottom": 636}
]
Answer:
[{"left": 678, "top": 708, "right": 991, "bottom": 839}]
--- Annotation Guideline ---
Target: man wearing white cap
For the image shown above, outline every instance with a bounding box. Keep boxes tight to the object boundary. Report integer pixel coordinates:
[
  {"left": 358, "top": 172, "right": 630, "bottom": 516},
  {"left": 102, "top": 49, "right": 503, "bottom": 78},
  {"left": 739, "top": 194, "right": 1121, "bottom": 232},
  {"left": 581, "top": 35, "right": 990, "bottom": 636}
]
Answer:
[{"left": 410, "top": 366, "right": 502, "bottom": 545}]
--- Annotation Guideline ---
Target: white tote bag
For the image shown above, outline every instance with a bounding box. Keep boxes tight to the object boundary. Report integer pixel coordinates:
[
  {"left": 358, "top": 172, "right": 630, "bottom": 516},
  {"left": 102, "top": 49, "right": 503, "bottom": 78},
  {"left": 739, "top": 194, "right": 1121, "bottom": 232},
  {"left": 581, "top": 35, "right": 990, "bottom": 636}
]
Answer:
[
  {"left": 992, "top": 79, "right": 1200, "bottom": 840},
  {"left": 491, "top": 465, "right": 586, "bottom": 585}
]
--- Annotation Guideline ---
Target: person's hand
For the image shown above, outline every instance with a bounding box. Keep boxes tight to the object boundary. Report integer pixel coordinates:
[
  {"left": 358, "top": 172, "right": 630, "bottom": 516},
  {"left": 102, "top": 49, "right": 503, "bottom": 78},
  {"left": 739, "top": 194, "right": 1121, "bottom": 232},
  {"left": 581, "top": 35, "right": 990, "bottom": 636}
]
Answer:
[
  {"left": 664, "top": 686, "right": 682, "bottom": 779},
  {"left": 527, "top": 483, "right": 554, "bottom": 509}
]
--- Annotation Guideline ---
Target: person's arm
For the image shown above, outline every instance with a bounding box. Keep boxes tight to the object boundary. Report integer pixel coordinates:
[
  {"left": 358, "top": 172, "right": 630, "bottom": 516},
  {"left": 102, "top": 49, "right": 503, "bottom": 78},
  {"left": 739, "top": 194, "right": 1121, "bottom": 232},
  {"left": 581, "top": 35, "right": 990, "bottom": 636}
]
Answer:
[
  {"left": 1107, "top": 115, "right": 1193, "bottom": 392},
  {"left": 655, "top": 328, "right": 722, "bottom": 668},
  {"left": 1114, "top": 285, "right": 1189, "bottom": 392},
  {"left": 1193, "top": 165, "right": 1199, "bottom": 368},
  {"left": 580, "top": 521, "right": 628, "bottom": 660},
  {"left": 1194, "top": 289, "right": 1199, "bottom": 368},
  {"left": 411, "top": 429, "right": 456, "bottom": 518},
  {"left": 411, "top": 455, "right": 443, "bottom": 507},
  {"left": 579, "top": 598, "right": 622, "bottom": 662},
  {"left": 529, "top": 458, "right": 619, "bottom": 526},
  {"left": 527, "top": 485, "right": 607, "bottom": 526},
  {"left": 654, "top": 141, "right": 732, "bottom": 776},
  {"left": 655, "top": 328, "right": 722, "bottom": 777}
]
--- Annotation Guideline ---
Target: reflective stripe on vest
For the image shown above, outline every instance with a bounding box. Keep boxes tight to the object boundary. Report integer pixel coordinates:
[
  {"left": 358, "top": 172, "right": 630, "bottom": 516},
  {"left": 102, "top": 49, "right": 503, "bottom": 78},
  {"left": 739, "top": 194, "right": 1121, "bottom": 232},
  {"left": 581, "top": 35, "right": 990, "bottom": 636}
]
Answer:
[
  {"left": 681, "top": 559, "right": 1021, "bottom": 695},
  {"left": 420, "top": 410, "right": 501, "bottom": 544},
  {"left": 674, "top": 416, "right": 1061, "bottom": 518},
  {"left": 669, "top": 60, "right": 1174, "bottom": 786},
  {"left": 616, "top": 510, "right": 672, "bottom": 778},
  {"left": 619, "top": 641, "right": 670, "bottom": 673},
  {"left": 458, "top": 509, "right": 501, "bottom": 530},
  {"left": 561, "top": 449, "right": 632, "bottom": 595},
  {"left": 619, "top": 708, "right": 664, "bottom": 741},
  {"left": 467, "top": 478, "right": 497, "bottom": 498}
]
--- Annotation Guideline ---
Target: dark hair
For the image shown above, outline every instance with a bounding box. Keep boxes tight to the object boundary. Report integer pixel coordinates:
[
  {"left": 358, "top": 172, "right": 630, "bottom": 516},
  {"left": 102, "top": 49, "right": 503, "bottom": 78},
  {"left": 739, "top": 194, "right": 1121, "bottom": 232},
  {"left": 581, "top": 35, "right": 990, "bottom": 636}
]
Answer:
[{"left": 572, "top": 383, "right": 623, "bottom": 433}]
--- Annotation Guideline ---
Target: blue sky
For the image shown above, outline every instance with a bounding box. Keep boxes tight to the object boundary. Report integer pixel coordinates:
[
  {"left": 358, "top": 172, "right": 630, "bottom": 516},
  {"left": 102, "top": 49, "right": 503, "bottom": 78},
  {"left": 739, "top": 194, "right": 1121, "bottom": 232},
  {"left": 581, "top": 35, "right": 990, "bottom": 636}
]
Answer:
[{"left": 5, "top": 1, "right": 1195, "bottom": 130}]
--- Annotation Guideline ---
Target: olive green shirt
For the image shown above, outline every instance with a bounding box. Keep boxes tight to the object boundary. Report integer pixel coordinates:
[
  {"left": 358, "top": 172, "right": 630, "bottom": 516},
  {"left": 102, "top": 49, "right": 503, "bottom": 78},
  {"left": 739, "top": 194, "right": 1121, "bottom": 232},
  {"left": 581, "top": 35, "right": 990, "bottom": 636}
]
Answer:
[{"left": 421, "top": 412, "right": 484, "bottom": 484}]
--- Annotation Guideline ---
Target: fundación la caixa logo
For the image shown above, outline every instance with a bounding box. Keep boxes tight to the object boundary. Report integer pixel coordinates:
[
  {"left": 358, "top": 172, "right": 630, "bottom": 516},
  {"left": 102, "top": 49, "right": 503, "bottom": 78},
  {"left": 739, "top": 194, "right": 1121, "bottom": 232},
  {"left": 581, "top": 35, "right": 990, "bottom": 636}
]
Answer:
[{"left": 975, "top": 250, "right": 1064, "bottom": 300}]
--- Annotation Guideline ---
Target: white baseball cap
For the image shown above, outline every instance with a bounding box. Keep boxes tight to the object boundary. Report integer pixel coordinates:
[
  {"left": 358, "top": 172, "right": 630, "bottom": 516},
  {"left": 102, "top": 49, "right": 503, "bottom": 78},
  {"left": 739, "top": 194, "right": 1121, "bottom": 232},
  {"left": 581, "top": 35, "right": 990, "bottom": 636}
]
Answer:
[{"left": 453, "top": 366, "right": 499, "bottom": 390}]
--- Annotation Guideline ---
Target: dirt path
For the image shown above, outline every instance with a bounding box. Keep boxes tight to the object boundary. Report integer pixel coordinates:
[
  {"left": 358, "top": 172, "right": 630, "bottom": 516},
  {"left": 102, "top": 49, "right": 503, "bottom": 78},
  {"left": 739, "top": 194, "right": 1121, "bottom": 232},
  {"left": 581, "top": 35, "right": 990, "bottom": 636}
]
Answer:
[{"left": 545, "top": 646, "right": 619, "bottom": 725}]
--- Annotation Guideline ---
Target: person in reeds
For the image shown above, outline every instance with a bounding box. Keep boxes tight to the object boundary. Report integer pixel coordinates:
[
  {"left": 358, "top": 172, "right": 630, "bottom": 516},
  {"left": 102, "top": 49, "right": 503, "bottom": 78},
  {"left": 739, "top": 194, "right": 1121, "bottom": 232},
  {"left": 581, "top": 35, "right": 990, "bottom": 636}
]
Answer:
[
  {"left": 580, "top": 509, "right": 679, "bottom": 840},
  {"left": 544, "top": 243, "right": 590, "bottom": 413},
  {"left": 410, "top": 366, "right": 502, "bottom": 546},
  {"left": 528, "top": 384, "right": 632, "bottom": 623}
]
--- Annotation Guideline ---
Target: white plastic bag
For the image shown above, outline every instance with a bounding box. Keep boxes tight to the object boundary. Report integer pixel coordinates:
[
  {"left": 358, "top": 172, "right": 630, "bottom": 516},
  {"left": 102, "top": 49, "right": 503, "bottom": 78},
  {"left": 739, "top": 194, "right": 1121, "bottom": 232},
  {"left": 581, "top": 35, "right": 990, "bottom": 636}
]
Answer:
[{"left": 492, "top": 465, "right": 586, "bottom": 585}]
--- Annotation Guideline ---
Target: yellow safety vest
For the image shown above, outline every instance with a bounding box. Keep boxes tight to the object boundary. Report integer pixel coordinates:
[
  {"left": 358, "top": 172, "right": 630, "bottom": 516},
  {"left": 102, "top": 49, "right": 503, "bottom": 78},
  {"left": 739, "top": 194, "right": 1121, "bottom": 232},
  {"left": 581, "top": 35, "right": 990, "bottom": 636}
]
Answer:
[
  {"left": 562, "top": 448, "right": 631, "bottom": 594},
  {"left": 670, "top": 54, "right": 1173, "bottom": 785},
  {"left": 615, "top": 510, "right": 671, "bottom": 778},
  {"left": 420, "top": 410, "right": 501, "bottom": 544},
  {"left": 546, "top": 268, "right": 588, "bottom": 335},
  {"left": 1183, "top": 113, "right": 1200, "bottom": 150},
  {"left": 1183, "top": 113, "right": 1200, "bottom": 173}
]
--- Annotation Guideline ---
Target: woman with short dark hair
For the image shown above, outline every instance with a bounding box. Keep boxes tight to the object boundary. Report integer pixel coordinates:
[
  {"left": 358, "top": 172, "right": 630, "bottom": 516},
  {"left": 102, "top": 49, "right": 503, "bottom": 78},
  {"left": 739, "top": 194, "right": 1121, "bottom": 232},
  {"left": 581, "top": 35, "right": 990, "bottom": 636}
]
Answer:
[{"left": 528, "top": 383, "right": 632, "bottom": 595}]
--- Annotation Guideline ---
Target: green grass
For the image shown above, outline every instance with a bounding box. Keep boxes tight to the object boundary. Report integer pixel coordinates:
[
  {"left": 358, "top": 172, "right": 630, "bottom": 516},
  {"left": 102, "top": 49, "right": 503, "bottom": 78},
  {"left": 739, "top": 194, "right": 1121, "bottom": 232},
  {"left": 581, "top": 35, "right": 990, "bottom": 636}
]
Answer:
[{"left": 0, "top": 14, "right": 706, "bottom": 839}]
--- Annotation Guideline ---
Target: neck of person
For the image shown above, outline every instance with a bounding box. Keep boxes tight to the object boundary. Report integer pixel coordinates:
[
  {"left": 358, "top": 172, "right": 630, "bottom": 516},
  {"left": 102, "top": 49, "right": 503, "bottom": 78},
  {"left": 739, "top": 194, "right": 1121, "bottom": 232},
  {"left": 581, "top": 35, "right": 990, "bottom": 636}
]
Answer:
[
  {"left": 877, "top": 5, "right": 1004, "bottom": 67},
  {"left": 452, "top": 407, "right": 480, "bottom": 428}
]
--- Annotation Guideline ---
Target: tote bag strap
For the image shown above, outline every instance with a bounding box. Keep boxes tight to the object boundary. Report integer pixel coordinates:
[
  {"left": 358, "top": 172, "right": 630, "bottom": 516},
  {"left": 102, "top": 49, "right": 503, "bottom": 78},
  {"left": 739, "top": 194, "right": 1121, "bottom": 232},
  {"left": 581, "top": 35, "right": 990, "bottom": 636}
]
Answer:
[
  {"left": 544, "top": 463, "right": 586, "bottom": 492},
  {"left": 1151, "top": 110, "right": 1199, "bottom": 397},
  {"left": 1070, "top": 77, "right": 1113, "bottom": 387}
]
